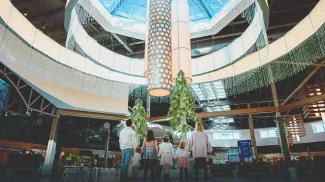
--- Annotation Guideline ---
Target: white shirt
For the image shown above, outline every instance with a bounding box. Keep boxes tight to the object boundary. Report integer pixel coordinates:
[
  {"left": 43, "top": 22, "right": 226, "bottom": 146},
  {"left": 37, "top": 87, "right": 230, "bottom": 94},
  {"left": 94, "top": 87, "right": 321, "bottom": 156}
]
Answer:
[
  {"left": 132, "top": 153, "right": 141, "bottom": 166},
  {"left": 119, "top": 126, "right": 137, "bottom": 150},
  {"left": 158, "top": 142, "right": 174, "bottom": 158},
  {"left": 175, "top": 148, "right": 190, "bottom": 158},
  {"left": 189, "top": 131, "right": 212, "bottom": 158}
]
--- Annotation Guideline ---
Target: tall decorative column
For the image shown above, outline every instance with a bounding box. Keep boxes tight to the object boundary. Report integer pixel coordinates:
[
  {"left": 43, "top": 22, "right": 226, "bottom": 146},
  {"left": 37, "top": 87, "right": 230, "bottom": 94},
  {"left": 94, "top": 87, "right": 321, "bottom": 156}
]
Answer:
[
  {"left": 171, "top": 0, "right": 192, "bottom": 83},
  {"left": 269, "top": 68, "right": 291, "bottom": 161},
  {"left": 248, "top": 113, "right": 258, "bottom": 158},
  {"left": 146, "top": 0, "right": 172, "bottom": 97},
  {"left": 276, "top": 117, "right": 291, "bottom": 161},
  {"left": 144, "top": 0, "right": 150, "bottom": 78},
  {"left": 247, "top": 104, "right": 258, "bottom": 157},
  {"left": 42, "top": 117, "right": 59, "bottom": 175}
]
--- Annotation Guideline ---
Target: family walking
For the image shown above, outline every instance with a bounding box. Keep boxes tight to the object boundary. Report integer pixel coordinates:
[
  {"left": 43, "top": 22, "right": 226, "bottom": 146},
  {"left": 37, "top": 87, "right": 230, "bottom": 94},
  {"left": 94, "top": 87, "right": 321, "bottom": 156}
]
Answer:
[{"left": 119, "top": 120, "right": 212, "bottom": 181}]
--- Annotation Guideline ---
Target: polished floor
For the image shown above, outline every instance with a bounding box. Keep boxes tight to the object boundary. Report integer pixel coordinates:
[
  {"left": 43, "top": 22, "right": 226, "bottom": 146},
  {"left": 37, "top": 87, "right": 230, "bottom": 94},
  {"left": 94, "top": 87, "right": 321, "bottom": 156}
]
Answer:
[{"left": 1, "top": 176, "right": 324, "bottom": 182}]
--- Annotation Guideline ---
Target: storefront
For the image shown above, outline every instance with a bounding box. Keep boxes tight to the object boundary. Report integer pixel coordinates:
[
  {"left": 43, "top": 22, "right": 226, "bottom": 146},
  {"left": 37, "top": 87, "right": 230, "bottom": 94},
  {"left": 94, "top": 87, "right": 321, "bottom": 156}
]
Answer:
[
  {"left": 59, "top": 148, "right": 121, "bottom": 168},
  {"left": 92, "top": 150, "right": 121, "bottom": 168}
]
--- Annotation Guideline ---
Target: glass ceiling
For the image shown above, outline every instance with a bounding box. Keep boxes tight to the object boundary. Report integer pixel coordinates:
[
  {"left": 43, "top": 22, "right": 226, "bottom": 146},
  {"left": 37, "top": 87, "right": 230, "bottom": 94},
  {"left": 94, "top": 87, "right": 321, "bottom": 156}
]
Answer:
[
  {"left": 99, "top": 0, "right": 230, "bottom": 23},
  {"left": 191, "top": 81, "right": 234, "bottom": 123}
]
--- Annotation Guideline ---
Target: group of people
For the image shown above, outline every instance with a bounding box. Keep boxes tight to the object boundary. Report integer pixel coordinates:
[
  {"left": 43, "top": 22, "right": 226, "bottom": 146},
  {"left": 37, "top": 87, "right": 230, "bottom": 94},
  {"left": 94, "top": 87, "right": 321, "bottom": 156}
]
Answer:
[{"left": 119, "top": 119, "right": 212, "bottom": 181}]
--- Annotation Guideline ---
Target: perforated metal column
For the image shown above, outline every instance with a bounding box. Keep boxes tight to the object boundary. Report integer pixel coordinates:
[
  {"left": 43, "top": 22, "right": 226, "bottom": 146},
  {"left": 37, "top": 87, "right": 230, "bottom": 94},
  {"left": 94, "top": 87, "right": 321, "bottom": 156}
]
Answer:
[{"left": 146, "top": 0, "right": 172, "bottom": 97}]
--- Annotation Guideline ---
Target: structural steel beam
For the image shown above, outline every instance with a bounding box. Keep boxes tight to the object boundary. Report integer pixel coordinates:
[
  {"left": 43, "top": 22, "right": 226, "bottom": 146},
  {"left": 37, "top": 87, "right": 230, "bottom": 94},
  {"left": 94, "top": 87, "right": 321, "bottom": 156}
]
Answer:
[
  {"left": 279, "top": 93, "right": 325, "bottom": 112},
  {"left": 111, "top": 0, "right": 125, "bottom": 14},
  {"left": 54, "top": 93, "right": 325, "bottom": 121},
  {"left": 281, "top": 59, "right": 325, "bottom": 105},
  {"left": 149, "top": 106, "right": 277, "bottom": 122},
  {"left": 197, "top": 0, "right": 213, "bottom": 18},
  {"left": 111, "top": 33, "right": 133, "bottom": 53},
  {"left": 59, "top": 109, "right": 128, "bottom": 120},
  {"left": 0, "top": 63, "right": 58, "bottom": 117},
  {"left": 149, "top": 94, "right": 325, "bottom": 122},
  {"left": 88, "top": 23, "right": 133, "bottom": 53}
]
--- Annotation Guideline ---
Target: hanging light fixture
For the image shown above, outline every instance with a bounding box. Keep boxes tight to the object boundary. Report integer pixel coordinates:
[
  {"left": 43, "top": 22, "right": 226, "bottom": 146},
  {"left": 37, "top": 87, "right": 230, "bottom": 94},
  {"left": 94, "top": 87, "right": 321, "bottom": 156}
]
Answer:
[
  {"left": 171, "top": 0, "right": 192, "bottom": 83},
  {"left": 146, "top": 0, "right": 173, "bottom": 97},
  {"left": 299, "top": 83, "right": 325, "bottom": 120},
  {"left": 284, "top": 115, "right": 306, "bottom": 143}
]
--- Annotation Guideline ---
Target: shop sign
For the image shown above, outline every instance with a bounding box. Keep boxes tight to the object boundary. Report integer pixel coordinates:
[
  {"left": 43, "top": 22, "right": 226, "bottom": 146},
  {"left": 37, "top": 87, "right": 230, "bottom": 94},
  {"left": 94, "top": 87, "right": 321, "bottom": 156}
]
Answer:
[
  {"left": 32, "top": 149, "right": 46, "bottom": 153},
  {"left": 0, "top": 146, "right": 23, "bottom": 153},
  {"left": 291, "top": 156, "right": 299, "bottom": 161},
  {"left": 99, "top": 154, "right": 116, "bottom": 159}
]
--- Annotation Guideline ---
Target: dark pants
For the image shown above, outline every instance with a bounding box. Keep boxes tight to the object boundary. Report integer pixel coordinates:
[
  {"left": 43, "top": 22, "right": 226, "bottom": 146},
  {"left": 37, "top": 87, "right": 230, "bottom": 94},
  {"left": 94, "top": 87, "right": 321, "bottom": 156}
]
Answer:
[
  {"left": 194, "top": 157, "right": 208, "bottom": 180},
  {"left": 144, "top": 159, "right": 156, "bottom": 179},
  {"left": 179, "top": 167, "right": 188, "bottom": 179}
]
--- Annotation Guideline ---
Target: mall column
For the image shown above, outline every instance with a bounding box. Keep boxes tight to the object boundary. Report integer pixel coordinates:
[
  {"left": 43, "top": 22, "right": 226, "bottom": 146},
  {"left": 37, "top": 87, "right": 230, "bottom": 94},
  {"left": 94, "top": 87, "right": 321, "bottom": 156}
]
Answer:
[
  {"left": 269, "top": 68, "right": 291, "bottom": 161},
  {"left": 42, "top": 117, "right": 59, "bottom": 175},
  {"left": 247, "top": 104, "right": 258, "bottom": 158}
]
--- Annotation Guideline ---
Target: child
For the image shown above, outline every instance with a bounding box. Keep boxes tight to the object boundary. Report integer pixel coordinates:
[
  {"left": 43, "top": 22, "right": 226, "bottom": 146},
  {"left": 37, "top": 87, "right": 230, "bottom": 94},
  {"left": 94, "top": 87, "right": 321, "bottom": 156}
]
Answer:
[
  {"left": 131, "top": 147, "right": 142, "bottom": 179},
  {"left": 175, "top": 141, "right": 190, "bottom": 181},
  {"left": 158, "top": 135, "right": 174, "bottom": 180}
]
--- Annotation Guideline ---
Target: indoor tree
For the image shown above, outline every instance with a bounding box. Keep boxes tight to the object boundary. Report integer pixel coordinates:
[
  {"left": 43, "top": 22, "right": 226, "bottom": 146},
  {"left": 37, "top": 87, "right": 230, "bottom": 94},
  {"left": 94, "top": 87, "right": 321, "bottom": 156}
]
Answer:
[
  {"left": 168, "top": 71, "right": 200, "bottom": 139},
  {"left": 129, "top": 99, "right": 149, "bottom": 145}
]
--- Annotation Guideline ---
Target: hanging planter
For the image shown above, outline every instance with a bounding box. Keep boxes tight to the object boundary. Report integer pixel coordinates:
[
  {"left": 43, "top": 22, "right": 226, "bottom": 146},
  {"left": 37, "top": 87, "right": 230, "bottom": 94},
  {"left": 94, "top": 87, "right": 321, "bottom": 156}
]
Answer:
[
  {"left": 168, "top": 71, "right": 200, "bottom": 139},
  {"left": 129, "top": 99, "right": 149, "bottom": 146}
]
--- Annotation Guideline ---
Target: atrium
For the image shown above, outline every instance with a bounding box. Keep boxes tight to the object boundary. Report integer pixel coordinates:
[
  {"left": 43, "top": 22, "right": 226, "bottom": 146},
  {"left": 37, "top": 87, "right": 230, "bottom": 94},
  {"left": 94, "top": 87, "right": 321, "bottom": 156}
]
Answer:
[{"left": 0, "top": 0, "right": 325, "bottom": 181}]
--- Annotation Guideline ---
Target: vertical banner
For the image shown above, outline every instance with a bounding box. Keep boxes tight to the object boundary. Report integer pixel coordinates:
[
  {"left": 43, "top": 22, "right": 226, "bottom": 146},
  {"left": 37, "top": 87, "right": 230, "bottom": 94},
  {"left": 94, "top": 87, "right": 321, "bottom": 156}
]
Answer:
[{"left": 237, "top": 140, "right": 252, "bottom": 159}]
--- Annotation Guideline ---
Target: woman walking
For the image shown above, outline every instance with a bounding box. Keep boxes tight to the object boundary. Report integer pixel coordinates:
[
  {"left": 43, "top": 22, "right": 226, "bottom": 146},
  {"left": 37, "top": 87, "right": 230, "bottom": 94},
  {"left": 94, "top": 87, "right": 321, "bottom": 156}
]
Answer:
[
  {"left": 175, "top": 140, "right": 190, "bottom": 181},
  {"left": 158, "top": 135, "right": 174, "bottom": 180},
  {"left": 189, "top": 122, "right": 212, "bottom": 181},
  {"left": 141, "top": 130, "right": 159, "bottom": 180}
]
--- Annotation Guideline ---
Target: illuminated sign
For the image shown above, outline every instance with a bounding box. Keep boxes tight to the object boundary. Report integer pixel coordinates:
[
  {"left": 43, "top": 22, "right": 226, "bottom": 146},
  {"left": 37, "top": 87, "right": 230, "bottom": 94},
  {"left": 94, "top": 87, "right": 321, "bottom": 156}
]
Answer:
[{"left": 98, "top": 154, "right": 116, "bottom": 159}]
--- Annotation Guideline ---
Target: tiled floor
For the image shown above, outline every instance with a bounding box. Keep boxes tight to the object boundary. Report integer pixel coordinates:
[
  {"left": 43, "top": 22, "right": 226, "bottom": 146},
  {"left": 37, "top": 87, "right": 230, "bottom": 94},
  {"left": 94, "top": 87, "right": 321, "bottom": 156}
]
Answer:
[{"left": 1, "top": 176, "right": 324, "bottom": 182}]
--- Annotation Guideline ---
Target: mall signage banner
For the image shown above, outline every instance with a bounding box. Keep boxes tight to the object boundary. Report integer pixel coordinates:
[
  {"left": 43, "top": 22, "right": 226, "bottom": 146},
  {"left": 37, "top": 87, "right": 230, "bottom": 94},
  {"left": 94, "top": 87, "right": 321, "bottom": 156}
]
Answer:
[{"left": 237, "top": 140, "right": 252, "bottom": 158}]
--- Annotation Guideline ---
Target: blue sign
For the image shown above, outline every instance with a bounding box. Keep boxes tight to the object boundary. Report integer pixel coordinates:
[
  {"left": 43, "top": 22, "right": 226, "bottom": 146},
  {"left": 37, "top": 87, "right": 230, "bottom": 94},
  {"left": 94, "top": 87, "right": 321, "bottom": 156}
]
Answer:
[{"left": 237, "top": 140, "right": 252, "bottom": 158}]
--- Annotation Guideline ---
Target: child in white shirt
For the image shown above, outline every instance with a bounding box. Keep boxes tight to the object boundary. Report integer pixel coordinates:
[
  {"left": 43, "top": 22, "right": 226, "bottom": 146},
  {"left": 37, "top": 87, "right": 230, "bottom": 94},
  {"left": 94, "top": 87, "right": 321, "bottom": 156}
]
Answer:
[
  {"left": 175, "top": 140, "right": 190, "bottom": 180},
  {"left": 131, "top": 147, "right": 141, "bottom": 179},
  {"left": 158, "top": 135, "right": 174, "bottom": 180}
]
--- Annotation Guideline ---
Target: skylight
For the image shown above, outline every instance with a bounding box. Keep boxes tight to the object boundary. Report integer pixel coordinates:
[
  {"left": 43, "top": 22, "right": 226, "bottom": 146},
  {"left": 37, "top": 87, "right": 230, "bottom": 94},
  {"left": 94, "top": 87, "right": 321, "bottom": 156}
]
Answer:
[
  {"left": 191, "top": 80, "right": 234, "bottom": 125},
  {"left": 99, "top": 0, "right": 230, "bottom": 23}
]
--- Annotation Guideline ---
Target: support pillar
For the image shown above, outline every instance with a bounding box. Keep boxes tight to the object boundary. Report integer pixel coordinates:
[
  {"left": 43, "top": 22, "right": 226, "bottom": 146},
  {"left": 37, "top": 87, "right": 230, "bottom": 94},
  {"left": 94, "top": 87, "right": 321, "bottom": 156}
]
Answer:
[
  {"left": 42, "top": 117, "right": 59, "bottom": 176},
  {"left": 104, "top": 130, "right": 110, "bottom": 168},
  {"left": 269, "top": 68, "right": 291, "bottom": 161},
  {"left": 147, "top": 95, "right": 151, "bottom": 118},
  {"left": 306, "top": 145, "right": 311, "bottom": 160},
  {"left": 275, "top": 117, "right": 291, "bottom": 161},
  {"left": 247, "top": 108, "right": 258, "bottom": 158}
]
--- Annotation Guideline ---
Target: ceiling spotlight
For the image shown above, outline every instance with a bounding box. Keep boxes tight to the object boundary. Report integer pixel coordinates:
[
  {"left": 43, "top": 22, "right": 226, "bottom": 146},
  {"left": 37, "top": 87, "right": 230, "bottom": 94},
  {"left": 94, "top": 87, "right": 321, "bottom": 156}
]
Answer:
[
  {"left": 42, "top": 22, "right": 46, "bottom": 29},
  {"left": 23, "top": 12, "right": 28, "bottom": 16}
]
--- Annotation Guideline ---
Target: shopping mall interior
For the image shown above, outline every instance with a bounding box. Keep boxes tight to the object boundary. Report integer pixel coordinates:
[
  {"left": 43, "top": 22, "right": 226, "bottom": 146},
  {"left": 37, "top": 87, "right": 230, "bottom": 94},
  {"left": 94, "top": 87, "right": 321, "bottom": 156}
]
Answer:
[{"left": 0, "top": 0, "right": 325, "bottom": 181}]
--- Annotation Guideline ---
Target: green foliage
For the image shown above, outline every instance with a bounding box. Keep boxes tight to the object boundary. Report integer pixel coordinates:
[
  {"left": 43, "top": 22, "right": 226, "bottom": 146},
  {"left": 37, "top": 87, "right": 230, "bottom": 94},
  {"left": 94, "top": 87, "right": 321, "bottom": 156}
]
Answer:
[
  {"left": 276, "top": 117, "right": 291, "bottom": 161},
  {"left": 168, "top": 71, "right": 200, "bottom": 134},
  {"left": 129, "top": 99, "right": 149, "bottom": 139}
]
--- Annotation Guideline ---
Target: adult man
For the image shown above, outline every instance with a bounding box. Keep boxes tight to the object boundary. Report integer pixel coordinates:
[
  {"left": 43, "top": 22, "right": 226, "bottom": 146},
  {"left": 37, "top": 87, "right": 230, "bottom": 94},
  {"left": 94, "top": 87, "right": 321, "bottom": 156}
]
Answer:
[{"left": 119, "top": 119, "right": 137, "bottom": 179}]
